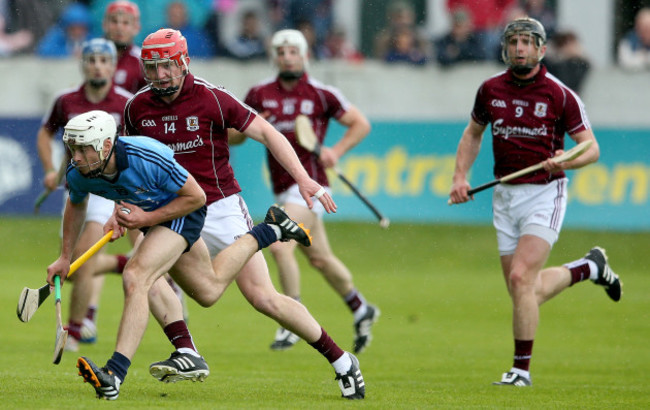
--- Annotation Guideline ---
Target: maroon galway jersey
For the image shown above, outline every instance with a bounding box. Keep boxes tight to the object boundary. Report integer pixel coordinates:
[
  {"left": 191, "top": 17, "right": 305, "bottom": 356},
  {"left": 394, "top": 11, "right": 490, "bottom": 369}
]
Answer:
[
  {"left": 113, "top": 44, "right": 147, "bottom": 94},
  {"left": 42, "top": 84, "right": 132, "bottom": 134},
  {"left": 472, "top": 65, "right": 590, "bottom": 184},
  {"left": 124, "top": 74, "right": 256, "bottom": 205},
  {"left": 244, "top": 74, "right": 350, "bottom": 194}
]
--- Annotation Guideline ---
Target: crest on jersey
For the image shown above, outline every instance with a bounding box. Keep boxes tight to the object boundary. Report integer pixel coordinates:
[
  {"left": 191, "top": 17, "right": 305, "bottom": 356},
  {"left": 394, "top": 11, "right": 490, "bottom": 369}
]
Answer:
[
  {"left": 300, "top": 100, "right": 314, "bottom": 115},
  {"left": 186, "top": 116, "right": 199, "bottom": 131},
  {"left": 534, "top": 102, "right": 547, "bottom": 118}
]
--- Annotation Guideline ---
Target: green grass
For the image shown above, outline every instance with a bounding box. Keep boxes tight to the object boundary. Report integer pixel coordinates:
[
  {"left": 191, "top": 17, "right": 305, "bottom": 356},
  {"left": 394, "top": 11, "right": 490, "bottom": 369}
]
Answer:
[{"left": 1, "top": 217, "right": 649, "bottom": 408}]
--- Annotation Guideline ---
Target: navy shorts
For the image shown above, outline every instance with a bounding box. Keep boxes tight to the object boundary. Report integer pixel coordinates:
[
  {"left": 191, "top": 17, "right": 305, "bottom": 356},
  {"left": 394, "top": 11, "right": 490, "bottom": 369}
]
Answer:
[{"left": 141, "top": 205, "right": 206, "bottom": 253}]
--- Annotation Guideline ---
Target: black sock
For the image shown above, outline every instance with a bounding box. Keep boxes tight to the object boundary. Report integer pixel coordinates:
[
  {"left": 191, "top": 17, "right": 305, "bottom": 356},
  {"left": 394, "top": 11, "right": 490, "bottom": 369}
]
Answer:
[
  {"left": 106, "top": 351, "right": 131, "bottom": 382},
  {"left": 248, "top": 223, "right": 278, "bottom": 250}
]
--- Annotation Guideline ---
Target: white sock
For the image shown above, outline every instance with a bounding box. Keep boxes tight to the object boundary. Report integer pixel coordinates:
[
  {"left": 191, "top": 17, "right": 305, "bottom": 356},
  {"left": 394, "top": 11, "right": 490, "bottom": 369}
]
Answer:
[
  {"left": 269, "top": 224, "right": 282, "bottom": 241},
  {"left": 177, "top": 347, "right": 201, "bottom": 358},
  {"left": 353, "top": 305, "right": 368, "bottom": 322},
  {"left": 587, "top": 260, "right": 598, "bottom": 280},
  {"left": 332, "top": 352, "right": 352, "bottom": 375},
  {"left": 510, "top": 367, "right": 531, "bottom": 380}
]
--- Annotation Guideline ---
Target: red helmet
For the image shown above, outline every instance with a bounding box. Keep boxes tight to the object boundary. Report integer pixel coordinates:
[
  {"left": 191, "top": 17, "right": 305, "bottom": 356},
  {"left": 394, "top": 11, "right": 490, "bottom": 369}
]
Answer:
[
  {"left": 141, "top": 29, "right": 190, "bottom": 96},
  {"left": 142, "top": 28, "right": 188, "bottom": 63},
  {"left": 105, "top": 0, "right": 140, "bottom": 20}
]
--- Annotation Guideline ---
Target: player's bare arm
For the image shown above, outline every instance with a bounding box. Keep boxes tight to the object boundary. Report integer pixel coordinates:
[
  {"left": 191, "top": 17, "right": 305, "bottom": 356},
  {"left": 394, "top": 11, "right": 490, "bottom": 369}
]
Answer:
[
  {"left": 542, "top": 129, "right": 600, "bottom": 173},
  {"left": 243, "top": 115, "right": 337, "bottom": 213},
  {"left": 115, "top": 174, "right": 206, "bottom": 230},
  {"left": 227, "top": 128, "right": 247, "bottom": 146},
  {"left": 320, "top": 106, "right": 371, "bottom": 169},
  {"left": 36, "top": 126, "right": 61, "bottom": 190},
  {"left": 449, "top": 119, "right": 486, "bottom": 204},
  {"left": 47, "top": 197, "right": 88, "bottom": 286}
]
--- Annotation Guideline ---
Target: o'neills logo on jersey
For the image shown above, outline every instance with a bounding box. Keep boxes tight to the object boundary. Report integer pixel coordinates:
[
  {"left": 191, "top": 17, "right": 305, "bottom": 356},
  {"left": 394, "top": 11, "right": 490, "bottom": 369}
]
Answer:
[
  {"left": 492, "top": 118, "right": 548, "bottom": 139},
  {"left": 262, "top": 99, "right": 279, "bottom": 108},
  {"left": 186, "top": 116, "right": 199, "bottom": 131},
  {"left": 167, "top": 135, "right": 204, "bottom": 153}
]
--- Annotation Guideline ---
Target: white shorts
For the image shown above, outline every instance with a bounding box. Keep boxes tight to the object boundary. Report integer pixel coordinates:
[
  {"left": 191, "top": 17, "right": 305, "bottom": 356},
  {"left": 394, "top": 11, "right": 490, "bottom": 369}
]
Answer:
[
  {"left": 60, "top": 192, "right": 116, "bottom": 237},
  {"left": 201, "top": 194, "right": 254, "bottom": 258},
  {"left": 275, "top": 183, "right": 330, "bottom": 217},
  {"left": 493, "top": 178, "right": 568, "bottom": 255}
]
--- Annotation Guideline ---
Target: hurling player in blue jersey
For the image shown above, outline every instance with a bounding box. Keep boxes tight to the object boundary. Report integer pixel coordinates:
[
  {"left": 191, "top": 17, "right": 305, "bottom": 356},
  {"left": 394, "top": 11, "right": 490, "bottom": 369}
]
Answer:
[{"left": 46, "top": 110, "right": 312, "bottom": 400}]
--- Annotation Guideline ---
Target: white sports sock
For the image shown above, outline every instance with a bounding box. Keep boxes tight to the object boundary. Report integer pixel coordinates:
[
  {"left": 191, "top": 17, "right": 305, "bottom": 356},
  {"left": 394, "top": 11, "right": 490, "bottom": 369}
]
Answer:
[
  {"left": 269, "top": 224, "right": 282, "bottom": 241},
  {"left": 177, "top": 347, "right": 201, "bottom": 357},
  {"left": 510, "top": 367, "right": 531, "bottom": 380},
  {"left": 587, "top": 260, "right": 598, "bottom": 280},
  {"left": 332, "top": 352, "right": 353, "bottom": 375}
]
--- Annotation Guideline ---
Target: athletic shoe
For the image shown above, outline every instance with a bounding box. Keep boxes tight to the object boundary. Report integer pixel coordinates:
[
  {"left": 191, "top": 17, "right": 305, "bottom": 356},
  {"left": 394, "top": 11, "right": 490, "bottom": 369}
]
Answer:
[
  {"left": 264, "top": 205, "right": 312, "bottom": 247},
  {"left": 77, "top": 356, "right": 121, "bottom": 400},
  {"left": 65, "top": 334, "right": 80, "bottom": 352},
  {"left": 335, "top": 353, "right": 365, "bottom": 399},
  {"left": 80, "top": 318, "right": 97, "bottom": 344},
  {"left": 270, "top": 327, "right": 300, "bottom": 351},
  {"left": 149, "top": 351, "right": 210, "bottom": 383},
  {"left": 585, "top": 247, "right": 622, "bottom": 302},
  {"left": 493, "top": 371, "right": 532, "bottom": 386},
  {"left": 353, "top": 305, "right": 380, "bottom": 354}
]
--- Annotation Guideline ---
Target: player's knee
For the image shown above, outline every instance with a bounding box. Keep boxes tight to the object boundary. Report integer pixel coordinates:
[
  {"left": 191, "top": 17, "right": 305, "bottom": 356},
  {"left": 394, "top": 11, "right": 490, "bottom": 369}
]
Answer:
[
  {"left": 308, "top": 252, "right": 332, "bottom": 270},
  {"left": 248, "top": 291, "right": 279, "bottom": 315}
]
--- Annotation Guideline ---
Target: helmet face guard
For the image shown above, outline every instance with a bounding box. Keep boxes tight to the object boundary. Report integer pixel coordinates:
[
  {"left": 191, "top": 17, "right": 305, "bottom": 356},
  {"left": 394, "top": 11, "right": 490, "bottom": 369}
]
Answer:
[
  {"left": 63, "top": 110, "right": 117, "bottom": 178},
  {"left": 141, "top": 28, "right": 189, "bottom": 96},
  {"left": 270, "top": 29, "right": 309, "bottom": 79},
  {"left": 501, "top": 18, "right": 546, "bottom": 75},
  {"left": 81, "top": 38, "right": 117, "bottom": 88}
]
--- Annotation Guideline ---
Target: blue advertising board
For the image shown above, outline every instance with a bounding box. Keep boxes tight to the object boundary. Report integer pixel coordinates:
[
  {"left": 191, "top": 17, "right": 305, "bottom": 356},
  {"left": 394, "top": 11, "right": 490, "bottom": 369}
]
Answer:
[{"left": 1, "top": 117, "right": 648, "bottom": 231}]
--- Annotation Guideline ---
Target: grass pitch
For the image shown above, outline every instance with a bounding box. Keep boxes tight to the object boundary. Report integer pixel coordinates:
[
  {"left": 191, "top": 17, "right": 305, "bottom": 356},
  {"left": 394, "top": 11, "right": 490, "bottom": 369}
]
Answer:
[{"left": 0, "top": 217, "right": 648, "bottom": 409}]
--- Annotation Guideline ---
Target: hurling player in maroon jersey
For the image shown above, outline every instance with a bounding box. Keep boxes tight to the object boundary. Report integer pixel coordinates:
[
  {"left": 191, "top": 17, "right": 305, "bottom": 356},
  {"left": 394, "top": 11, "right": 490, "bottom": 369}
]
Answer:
[
  {"left": 449, "top": 18, "right": 621, "bottom": 387},
  {"left": 36, "top": 38, "right": 135, "bottom": 352},
  {"left": 124, "top": 28, "right": 365, "bottom": 399},
  {"left": 235, "top": 29, "right": 380, "bottom": 354},
  {"left": 102, "top": 1, "right": 146, "bottom": 94}
]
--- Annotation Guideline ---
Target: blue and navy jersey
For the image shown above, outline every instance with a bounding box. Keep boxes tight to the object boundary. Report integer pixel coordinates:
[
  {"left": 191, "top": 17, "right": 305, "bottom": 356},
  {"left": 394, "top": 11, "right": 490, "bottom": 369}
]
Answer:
[{"left": 66, "top": 136, "right": 189, "bottom": 211}]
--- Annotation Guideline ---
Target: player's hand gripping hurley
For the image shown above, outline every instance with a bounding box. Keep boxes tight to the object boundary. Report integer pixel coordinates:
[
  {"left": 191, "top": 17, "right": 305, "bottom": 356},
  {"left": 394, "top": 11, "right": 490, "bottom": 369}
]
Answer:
[
  {"left": 295, "top": 115, "right": 390, "bottom": 228},
  {"left": 448, "top": 140, "right": 593, "bottom": 205},
  {"left": 16, "top": 230, "right": 115, "bottom": 322}
]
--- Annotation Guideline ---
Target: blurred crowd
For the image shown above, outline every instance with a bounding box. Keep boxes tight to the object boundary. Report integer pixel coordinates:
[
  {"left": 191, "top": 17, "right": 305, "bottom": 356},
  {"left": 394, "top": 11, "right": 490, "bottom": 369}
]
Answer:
[{"left": 0, "top": 0, "right": 647, "bottom": 85}]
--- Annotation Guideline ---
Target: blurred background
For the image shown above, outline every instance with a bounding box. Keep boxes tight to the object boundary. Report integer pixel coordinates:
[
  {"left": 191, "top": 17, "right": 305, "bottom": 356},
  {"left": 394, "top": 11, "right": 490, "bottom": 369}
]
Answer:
[{"left": 1, "top": 0, "right": 648, "bottom": 231}]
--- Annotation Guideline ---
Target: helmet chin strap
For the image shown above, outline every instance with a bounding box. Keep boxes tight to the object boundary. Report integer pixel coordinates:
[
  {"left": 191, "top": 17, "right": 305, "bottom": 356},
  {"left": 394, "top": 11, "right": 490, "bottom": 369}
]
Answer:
[
  {"left": 77, "top": 144, "right": 115, "bottom": 179},
  {"left": 278, "top": 70, "right": 304, "bottom": 81},
  {"left": 88, "top": 78, "right": 108, "bottom": 88}
]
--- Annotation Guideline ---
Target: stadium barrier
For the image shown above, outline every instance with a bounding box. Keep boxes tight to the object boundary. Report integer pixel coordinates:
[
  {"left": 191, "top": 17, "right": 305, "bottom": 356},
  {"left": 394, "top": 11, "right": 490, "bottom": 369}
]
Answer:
[{"left": 2, "top": 118, "right": 648, "bottom": 231}]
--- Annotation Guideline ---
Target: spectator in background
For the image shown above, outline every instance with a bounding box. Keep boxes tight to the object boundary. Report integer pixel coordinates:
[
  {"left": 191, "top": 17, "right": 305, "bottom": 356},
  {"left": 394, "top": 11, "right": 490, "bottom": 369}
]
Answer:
[
  {"left": 296, "top": 18, "right": 322, "bottom": 60},
  {"left": 384, "top": 26, "right": 427, "bottom": 66},
  {"left": 224, "top": 9, "right": 267, "bottom": 61},
  {"left": 447, "top": 0, "right": 518, "bottom": 60},
  {"left": 166, "top": 1, "right": 214, "bottom": 58},
  {"left": 37, "top": 2, "right": 92, "bottom": 58},
  {"left": 0, "top": 0, "right": 33, "bottom": 56},
  {"left": 435, "top": 8, "right": 486, "bottom": 67},
  {"left": 103, "top": 0, "right": 146, "bottom": 94},
  {"left": 267, "top": 0, "right": 333, "bottom": 49},
  {"left": 4, "top": 0, "right": 62, "bottom": 53},
  {"left": 544, "top": 30, "right": 591, "bottom": 94},
  {"left": 374, "top": 0, "right": 428, "bottom": 60},
  {"left": 319, "top": 26, "right": 364, "bottom": 63},
  {"left": 618, "top": 7, "right": 650, "bottom": 70},
  {"left": 523, "top": 0, "right": 556, "bottom": 39}
]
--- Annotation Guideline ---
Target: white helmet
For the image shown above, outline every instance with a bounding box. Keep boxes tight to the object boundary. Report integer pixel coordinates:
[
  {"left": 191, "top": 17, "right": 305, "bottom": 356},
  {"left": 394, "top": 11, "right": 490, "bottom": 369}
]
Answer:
[
  {"left": 270, "top": 29, "right": 309, "bottom": 62},
  {"left": 63, "top": 110, "right": 117, "bottom": 161}
]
